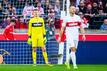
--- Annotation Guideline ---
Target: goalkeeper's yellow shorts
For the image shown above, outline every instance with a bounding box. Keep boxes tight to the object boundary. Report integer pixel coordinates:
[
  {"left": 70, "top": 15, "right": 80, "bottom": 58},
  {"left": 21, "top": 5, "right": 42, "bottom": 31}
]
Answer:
[{"left": 32, "top": 35, "right": 44, "bottom": 48}]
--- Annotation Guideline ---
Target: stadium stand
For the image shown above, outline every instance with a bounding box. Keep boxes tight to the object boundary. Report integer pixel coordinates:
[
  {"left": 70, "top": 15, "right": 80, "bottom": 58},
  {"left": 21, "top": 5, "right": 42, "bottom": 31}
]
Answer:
[{"left": 0, "top": 0, "right": 107, "bottom": 30}]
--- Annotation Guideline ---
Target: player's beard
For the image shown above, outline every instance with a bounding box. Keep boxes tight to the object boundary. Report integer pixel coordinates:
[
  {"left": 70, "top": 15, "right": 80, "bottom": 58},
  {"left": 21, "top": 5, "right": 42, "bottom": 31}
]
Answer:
[{"left": 70, "top": 12, "right": 75, "bottom": 16}]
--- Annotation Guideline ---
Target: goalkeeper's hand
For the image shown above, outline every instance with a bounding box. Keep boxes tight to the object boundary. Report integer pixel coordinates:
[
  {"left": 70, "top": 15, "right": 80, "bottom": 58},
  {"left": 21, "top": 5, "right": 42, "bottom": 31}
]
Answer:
[
  {"left": 43, "top": 35, "right": 47, "bottom": 44},
  {"left": 27, "top": 38, "right": 32, "bottom": 45}
]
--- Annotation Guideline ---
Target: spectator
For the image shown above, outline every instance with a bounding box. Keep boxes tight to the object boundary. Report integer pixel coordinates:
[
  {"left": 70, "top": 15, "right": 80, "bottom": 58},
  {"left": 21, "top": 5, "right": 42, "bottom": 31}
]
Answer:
[
  {"left": 70, "top": 0, "right": 76, "bottom": 6},
  {"left": 102, "top": 0, "right": 107, "bottom": 6},
  {"left": 17, "top": 0, "right": 26, "bottom": 9},
  {"left": 22, "top": 1, "right": 35, "bottom": 20},
  {"left": 36, "top": 2, "right": 44, "bottom": 15},
  {"left": 0, "top": 2, "right": 3, "bottom": 24},
  {"left": 14, "top": 18, "right": 19, "bottom": 29},
  {"left": 46, "top": 5, "right": 55, "bottom": 36},
  {"left": 7, "top": 3, "right": 16, "bottom": 16},
  {"left": 100, "top": 19, "right": 107, "bottom": 30},
  {"left": 48, "top": 5, "right": 55, "bottom": 17},
  {"left": 76, "top": 0, "right": 81, "bottom": 7},
  {"left": 98, "top": 1, "right": 103, "bottom": 10},
  {"left": 1, "top": 18, "right": 7, "bottom": 28},
  {"left": 78, "top": 1, "right": 86, "bottom": 14},
  {"left": 1, "top": 17, "right": 11, "bottom": 28},
  {"left": 85, "top": 4, "right": 94, "bottom": 17},
  {"left": 99, "top": 9, "right": 105, "bottom": 16},
  {"left": 103, "top": 3, "right": 107, "bottom": 14},
  {"left": 84, "top": 0, "right": 91, "bottom": 5},
  {"left": 33, "top": 0, "right": 39, "bottom": 7},
  {"left": 79, "top": 12, "right": 89, "bottom": 28},
  {"left": 44, "top": 0, "right": 50, "bottom": 15},
  {"left": 75, "top": 7, "right": 80, "bottom": 15},
  {"left": 54, "top": 0, "right": 60, "bottom": 16},
  {"left": 1, "top": 0, "right": 9, "bottom": 9},
  {"left": 1, "top": 0, "right": 10, "bottom": 16},
  {"left": 15, "top": 17, "right": 27, "bottom": 29},
  {"left": 92, "top": 2, "right": 99, "bottom": 15}
]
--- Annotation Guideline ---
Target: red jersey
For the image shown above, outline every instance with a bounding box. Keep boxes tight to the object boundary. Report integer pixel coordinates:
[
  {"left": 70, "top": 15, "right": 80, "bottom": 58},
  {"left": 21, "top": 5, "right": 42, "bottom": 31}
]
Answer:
[
  {"left": 3, "top": 24, "right": 14, "bottom": 40},
  {"left": 55, "top": 19, "right": 66, "bottom": 42}
]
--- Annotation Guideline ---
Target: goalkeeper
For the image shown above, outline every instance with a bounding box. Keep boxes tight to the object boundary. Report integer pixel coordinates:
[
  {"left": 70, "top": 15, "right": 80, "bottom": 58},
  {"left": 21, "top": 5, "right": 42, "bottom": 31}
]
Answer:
[{"left": 27, "top": 8, "right": 51, "bottom": 65}]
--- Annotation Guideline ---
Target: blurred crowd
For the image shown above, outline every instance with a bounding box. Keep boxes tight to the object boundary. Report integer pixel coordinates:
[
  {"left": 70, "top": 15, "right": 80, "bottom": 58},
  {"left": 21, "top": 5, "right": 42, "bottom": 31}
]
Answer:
[
  {"left": 0, "top": 0, "right": 60, "bottom": 29},
  {"left": 0, "top": 0, "right": 107, "bottom": 30}
]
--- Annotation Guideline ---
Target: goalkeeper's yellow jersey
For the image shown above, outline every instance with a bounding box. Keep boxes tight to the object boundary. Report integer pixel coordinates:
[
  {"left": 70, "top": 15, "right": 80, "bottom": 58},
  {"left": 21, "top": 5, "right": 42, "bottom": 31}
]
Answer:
[{"left": 28, "top": 17, "right": 46, "bottom": 38}]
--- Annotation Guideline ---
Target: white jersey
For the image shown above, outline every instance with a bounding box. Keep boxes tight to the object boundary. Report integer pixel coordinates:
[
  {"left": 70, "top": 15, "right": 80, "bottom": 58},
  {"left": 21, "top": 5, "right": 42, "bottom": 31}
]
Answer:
[
  {"left": 62, "top": 14, "right": 82, "bottom": 48},
  {"left": 62, "top": 14, "right": 82, "bottom": 40}
]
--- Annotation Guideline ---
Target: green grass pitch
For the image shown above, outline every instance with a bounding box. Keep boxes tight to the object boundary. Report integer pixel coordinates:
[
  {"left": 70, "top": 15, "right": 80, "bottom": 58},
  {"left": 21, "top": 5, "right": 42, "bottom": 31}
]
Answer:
[{"left": 0, "top": 64, "right": 107, "bottom": 71}]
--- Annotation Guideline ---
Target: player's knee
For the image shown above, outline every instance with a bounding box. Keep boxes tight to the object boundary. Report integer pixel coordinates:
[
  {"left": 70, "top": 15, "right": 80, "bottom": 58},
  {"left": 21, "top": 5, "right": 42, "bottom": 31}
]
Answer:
[
  {"left": 71, "top": 47, "right": 76, "bottom": 52},
  {"left": 32, "top": 47, "right": 36, "bottom": 52},
  {"left": 42, "top": 47, "right": 46, "bottom": 52}
]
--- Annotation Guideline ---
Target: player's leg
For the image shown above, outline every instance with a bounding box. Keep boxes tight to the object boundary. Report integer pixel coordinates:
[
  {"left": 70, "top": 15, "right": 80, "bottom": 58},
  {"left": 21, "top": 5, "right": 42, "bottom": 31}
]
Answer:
[
  {"left": 70, "top": 40, "right": 78, "bottom": 69},
  {"left": 65, "top": 42, "right": 70, "bottom": 69},
  {"left": 32, "top": 47, "right": 37, "bottom": 65},
  {"left": 32, "top": 39, "right": 37, "bottom": 65},
  {"left": 38, "top": 37, "right": 49, "bottom": 64},
  {"left": 41, "top": 47, "right": 53, "bottom": 66},
  {"left": 41, "top": 47, "right": 48, "bottom": 64},
  {"left": 70, "top": 47, "right": 77, "bottom": 69},
  {"left": 58, "top": 42, "right": 64, "bottom": 64},
  {"left": 65, "top": 34, "right": 74, "bottom": 69}
]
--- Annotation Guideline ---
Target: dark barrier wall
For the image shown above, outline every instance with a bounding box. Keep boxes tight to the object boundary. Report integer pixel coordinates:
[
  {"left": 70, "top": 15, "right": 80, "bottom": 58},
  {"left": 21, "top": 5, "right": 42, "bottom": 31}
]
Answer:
[
  {"left": 0, "top": 34, "right": 107, "bottom": 64},
  {"left": 77, "top": 41, "right": 107, "bottom": 64}
]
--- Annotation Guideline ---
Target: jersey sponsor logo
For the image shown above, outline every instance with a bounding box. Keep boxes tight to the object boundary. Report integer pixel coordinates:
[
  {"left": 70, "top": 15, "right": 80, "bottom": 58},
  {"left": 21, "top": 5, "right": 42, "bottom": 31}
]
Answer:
[
  {"left": 66, "top": 22, "right": 81, "bottom": 27},
  {"left": 32, "top": 22, "right": 43, "bottom": 27}
]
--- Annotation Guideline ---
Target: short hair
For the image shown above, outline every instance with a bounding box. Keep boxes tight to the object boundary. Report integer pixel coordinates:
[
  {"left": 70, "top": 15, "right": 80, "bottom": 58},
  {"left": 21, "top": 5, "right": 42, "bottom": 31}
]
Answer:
[
  {"left": 10, "top": 19, "right": 16, "bottom": 23},
  {"left": 69, "top": 5, "right": 76, "bottom": 8},
  {"left": 33, "top": 8, "right": 39, "bottom": 11}
]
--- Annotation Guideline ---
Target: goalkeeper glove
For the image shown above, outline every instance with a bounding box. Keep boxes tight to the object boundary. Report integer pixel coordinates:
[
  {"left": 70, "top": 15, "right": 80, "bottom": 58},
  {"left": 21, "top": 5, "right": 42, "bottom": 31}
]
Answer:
[
  {"left": 27, "top": 37, "right": 32, "bottom": 45},
  {"left": 43, "top": 35, "right": 47, "bottom": 44}
]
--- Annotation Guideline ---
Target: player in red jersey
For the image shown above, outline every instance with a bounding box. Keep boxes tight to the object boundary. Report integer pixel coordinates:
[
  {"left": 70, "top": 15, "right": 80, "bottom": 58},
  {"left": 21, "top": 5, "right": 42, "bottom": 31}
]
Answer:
[
  {"left": 55, "top": 19, "right": 66, "bottom": 64},
  {"left": 3, "top": 19, "right": 16, "bottom": 40}
]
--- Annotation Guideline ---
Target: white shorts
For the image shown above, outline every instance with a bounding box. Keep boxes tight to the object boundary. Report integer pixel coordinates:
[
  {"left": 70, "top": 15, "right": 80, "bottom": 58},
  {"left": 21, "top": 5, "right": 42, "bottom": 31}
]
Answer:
[
  {"left": 66, "top": 39, "right": 78, "bottom": 49},
  {"left": 66, "top": 34, "right": 79, "bottom": 49}
]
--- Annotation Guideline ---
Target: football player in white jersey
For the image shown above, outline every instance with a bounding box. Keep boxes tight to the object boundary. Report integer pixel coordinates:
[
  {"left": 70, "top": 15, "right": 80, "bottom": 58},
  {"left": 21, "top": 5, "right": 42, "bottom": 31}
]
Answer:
[{"left": 58, "top": 6, "right": 86, "bottom": 69}]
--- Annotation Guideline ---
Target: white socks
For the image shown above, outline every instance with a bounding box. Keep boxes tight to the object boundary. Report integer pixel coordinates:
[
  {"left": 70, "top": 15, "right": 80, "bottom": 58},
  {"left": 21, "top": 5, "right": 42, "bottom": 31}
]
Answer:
[
  {"left": 70, "top": 52, "right": 77, "bottom": 67},
  {"left": 58, "top": 42, "right": 64, "bottom": 64},
  {"left": 66, "top": 44, "right": 70, "bottom": 64}
]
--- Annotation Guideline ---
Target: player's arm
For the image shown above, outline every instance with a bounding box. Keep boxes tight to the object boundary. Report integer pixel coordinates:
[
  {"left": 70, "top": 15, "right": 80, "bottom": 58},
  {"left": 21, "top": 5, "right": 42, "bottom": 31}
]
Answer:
[
  {"left": 3, "top": 27, "right": 9, "bottom": 40},
  {"left": 42, "top": 18, "right": 46, "bottom": 36},
  {"left": 80, "top": 21, "right": 86, "bottom": 41},
  {"left": 27, "top": 19, "right": 32, "bottom": 44},
  {"left": 42, "top": 18, "right": 47, "bottom": 43},
  {"left": 58, "top": 22, "right": 65, "bottom": 43},
  {"left": 28, "top": 19, "right": 32, "bottom": 37}
]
